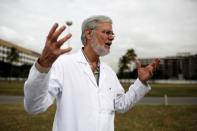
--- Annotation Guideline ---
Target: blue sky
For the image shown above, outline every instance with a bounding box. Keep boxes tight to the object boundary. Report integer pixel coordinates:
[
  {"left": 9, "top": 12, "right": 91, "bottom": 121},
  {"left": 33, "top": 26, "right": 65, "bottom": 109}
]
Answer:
[{"left": 0, "top": 0, "right": 197, "bottom": 71}]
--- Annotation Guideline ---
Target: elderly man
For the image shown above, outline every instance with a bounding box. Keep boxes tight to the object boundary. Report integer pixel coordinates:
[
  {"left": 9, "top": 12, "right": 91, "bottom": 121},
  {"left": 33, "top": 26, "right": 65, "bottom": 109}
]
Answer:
[{"left": 24, "top": 15, "right": 160, "bottom": 131}]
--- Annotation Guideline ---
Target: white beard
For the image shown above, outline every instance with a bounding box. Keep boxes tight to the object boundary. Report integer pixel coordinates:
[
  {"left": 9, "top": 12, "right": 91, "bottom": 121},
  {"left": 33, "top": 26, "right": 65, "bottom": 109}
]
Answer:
[{"left": 91, "top": 35, "right": 109, "bottom": 56}]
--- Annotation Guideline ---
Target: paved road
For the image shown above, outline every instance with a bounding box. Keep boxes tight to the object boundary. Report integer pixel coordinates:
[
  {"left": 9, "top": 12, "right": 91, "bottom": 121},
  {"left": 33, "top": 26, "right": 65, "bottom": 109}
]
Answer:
[
  {"left": 0, "top": 95, "right": 197, "bottom": 105},
  {"left": 0, "top": 95, "right": 24, "bottom": 104}
]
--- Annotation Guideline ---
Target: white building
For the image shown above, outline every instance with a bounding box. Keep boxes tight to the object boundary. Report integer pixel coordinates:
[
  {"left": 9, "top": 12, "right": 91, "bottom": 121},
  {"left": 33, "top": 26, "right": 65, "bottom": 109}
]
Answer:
[{"left": 0, "top": 39, "right": 40, "bottom": 66}]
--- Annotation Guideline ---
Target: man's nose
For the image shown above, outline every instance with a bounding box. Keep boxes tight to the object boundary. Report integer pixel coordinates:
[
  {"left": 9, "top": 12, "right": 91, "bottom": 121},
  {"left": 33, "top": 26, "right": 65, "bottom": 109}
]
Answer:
[{"left": 109, "top": 35, "right": 114, "bottom": 41}]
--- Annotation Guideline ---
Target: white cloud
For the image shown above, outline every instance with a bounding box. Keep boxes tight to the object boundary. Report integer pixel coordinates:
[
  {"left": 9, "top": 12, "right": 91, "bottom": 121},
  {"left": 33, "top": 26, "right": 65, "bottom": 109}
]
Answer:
[
  {"left": 0, "top": 26, "right": 23, "bottom": 43},
  {"left": 0, "top": 0, "right": 197, "bottom": 71}
]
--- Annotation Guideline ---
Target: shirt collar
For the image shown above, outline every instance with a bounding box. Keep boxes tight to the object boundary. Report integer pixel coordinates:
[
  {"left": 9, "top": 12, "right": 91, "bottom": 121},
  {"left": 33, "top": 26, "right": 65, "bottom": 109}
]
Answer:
[{"left": 76, "top": 48, "right": 105, "bottom": 70}]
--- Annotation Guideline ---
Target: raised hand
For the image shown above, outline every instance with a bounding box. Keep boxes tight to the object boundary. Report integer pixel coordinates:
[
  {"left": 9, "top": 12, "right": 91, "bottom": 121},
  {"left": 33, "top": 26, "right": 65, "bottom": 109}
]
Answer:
[
  {"left": 38, "top": 23, "right": 72, "bottom": 68},
  {"left": 137, "top": 59, "right": 160, "bottom": 85}
]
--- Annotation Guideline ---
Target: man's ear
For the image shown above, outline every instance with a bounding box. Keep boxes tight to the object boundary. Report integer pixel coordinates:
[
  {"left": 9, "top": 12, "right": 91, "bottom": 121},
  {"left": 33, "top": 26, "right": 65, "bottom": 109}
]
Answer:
[{"left": 85, "top": 29, "right": 93, "bottom": 40}]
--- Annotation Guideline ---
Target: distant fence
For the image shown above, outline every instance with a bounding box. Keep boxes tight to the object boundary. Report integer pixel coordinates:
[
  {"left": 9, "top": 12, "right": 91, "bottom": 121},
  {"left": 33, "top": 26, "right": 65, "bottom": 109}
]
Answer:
[{"left": 119, "top": 79, "right": 197, "bottom": 84}]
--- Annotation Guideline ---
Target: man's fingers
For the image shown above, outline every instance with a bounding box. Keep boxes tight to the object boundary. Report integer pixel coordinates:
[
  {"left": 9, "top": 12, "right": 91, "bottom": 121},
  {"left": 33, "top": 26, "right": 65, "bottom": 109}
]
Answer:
[
  {"left": 150, "top": 62, "right": 156, "bottom": 71},
  {"left": 47, "top": 23, "right": 58, "bottom": 39},
  {"left": 57, "top": 33, "right": 72, "bottom": 46},
  {"left": 136, "top": 60, "right": 141, "bottom": 69},
  {"left": 148, "top": 68, "right": 154, "bottom": 77},
  {"left": 52, "top": 25, "right": 66, "bottom": 41},
  {"left": 60, "top": 47, "right": 72, "bottom": 55},
  {"left": 152, "top": 58, "right": 160, "bottom": 66},
  {"left": 149, "top": 58, "right": 160, "bottom": 71},
  {"left": 155, "top": 58, "right": 160, "bottom": 66}
]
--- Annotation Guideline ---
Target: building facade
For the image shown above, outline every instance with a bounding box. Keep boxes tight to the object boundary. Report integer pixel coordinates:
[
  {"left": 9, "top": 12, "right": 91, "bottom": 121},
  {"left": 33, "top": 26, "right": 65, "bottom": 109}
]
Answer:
[
  {"left": 139, "top": 54, "right": 197, "bottom": 80},
  {"left": 0, "top": 39, "right": 40, "bottom": 66},
  {"left": 0, "top": 39, "right": 40, "bottom": 78}
]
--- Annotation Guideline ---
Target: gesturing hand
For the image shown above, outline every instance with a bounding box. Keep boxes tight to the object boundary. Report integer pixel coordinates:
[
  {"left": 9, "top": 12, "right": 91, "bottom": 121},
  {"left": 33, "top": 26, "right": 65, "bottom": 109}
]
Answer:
[
  {"left": 137, "top": 59, "right": 160, "bottom": 85},
  {"left": 38, "top": 23, "right": 72, "bottom": 68}
]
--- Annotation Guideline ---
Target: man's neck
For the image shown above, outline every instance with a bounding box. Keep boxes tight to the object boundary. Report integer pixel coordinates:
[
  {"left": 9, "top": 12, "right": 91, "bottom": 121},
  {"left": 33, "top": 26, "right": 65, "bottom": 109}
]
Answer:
[{"left": 83, "top": 46, "right": 99, "bottom": 64}]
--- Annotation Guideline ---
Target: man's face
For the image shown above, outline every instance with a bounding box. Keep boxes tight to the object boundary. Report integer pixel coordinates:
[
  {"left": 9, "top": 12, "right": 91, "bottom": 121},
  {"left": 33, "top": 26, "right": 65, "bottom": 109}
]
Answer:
[{"left": 90, "top": 22, "right": 115, "bottom": 56}]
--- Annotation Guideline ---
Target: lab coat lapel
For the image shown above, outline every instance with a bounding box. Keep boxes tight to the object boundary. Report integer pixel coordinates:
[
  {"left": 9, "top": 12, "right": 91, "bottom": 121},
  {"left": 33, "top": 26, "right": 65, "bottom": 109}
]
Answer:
[
  {"left": 76, "top": 50, "right": 98, "bottom": 87},
  {"left": 99, "top": 63, "right": 106, "bottom": 87},
  {"left": 83, "top": 64, "right": 98, "bottom": 87}
]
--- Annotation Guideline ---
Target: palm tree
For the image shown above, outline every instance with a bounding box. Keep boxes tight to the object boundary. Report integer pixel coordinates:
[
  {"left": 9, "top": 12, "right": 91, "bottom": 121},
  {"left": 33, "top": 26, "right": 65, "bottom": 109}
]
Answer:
[
  {"left": 117, "top": 48, "right": 137, "bottom": 78},
  {"left": 7, "top": 47, "right": 19, "bottom": 79},
  {"left": 7, "top": 47, "right": 19, "bottom": 64},
  {"left": 126, "top": 49, "right": 137, "bottom": 62},
  {"left": 118, "top": 55, "right": 129, "bottom": 73}
]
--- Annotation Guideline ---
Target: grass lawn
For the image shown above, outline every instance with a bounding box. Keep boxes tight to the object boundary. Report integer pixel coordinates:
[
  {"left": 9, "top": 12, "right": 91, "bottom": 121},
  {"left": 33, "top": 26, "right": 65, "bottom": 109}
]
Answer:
[
  {"left": 148, "top": 83, "right": 197, "bottom": 97},
  {"left": 0, "top": 103, "right": 196, "bottom": 131},
  {"left": 122, "top": 83, "right": 197, "bottom": 97},
  {"left": 0, "top": 103, "right": 55, "bottom": 131},
  {"left": 115, "top": 105, "right": 197, "bottom": 131},
  {"left": 0, "top": 80, "right": 24, "bottom": 96},
  {"left": 1, "top": 80, "right": 197, "bottom": 97}
]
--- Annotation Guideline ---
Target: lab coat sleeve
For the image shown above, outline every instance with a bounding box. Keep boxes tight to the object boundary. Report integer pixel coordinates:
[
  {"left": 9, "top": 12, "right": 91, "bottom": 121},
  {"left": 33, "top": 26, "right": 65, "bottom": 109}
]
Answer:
[
  {"left": 114, "top": 78, "right": 151, "bottom": 113},
  {"left": 24, "top": 61, "right": 63, "bottom": 115}
]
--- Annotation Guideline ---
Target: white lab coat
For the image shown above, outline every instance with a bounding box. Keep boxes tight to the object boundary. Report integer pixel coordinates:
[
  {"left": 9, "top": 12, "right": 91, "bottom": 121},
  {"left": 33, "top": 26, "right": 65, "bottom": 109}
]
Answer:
[{"left": 24, "top": 49, "right": 150, "bottom": 131}]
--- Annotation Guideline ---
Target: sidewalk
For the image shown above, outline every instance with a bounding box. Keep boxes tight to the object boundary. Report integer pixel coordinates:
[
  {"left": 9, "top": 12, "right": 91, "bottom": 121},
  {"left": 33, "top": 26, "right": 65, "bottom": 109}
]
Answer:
[
  {"left": 139, "top": 97, "right": 197, "bottom": 105},
  {"left": 0, "top": 95, "right": 23, "bottom": 104}
]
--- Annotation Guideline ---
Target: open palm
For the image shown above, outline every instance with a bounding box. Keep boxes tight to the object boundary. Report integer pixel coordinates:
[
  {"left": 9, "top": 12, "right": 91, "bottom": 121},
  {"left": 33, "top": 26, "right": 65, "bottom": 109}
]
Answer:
[
  {"left": 137, "top": 59, "right": 160, "bottom": 84},
  {"left": 38, "top": 23, "right": 72, "bottom": 68}
]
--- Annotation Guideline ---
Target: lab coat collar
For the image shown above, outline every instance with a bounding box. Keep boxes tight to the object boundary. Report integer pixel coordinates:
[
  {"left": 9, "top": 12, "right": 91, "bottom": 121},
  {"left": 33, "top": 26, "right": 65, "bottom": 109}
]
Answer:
[
  {"left": 76, "top": 49, "right": 89, "bottom": 64},
  {"left": 76, "top": 49, "right": 106, "bottom": 88}
]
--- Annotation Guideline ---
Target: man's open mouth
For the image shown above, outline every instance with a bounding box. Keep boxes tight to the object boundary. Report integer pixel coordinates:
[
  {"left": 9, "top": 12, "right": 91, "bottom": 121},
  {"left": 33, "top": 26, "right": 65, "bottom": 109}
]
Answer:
[{"left": 105, "top": 42, "right": 112, "bottom": 47}]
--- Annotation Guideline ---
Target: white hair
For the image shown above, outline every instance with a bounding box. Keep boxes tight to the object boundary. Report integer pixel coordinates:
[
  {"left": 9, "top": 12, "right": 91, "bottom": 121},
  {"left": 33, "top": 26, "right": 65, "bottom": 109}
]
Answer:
[{"left": 81, "top": 15, "right": 112, "bottom": 45}]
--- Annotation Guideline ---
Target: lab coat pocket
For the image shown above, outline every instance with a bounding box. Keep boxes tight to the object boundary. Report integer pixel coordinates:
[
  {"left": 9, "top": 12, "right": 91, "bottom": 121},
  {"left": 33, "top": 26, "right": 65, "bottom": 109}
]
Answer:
[{"left": 99, "top": 92, "right": 115, "bottom": 114}]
